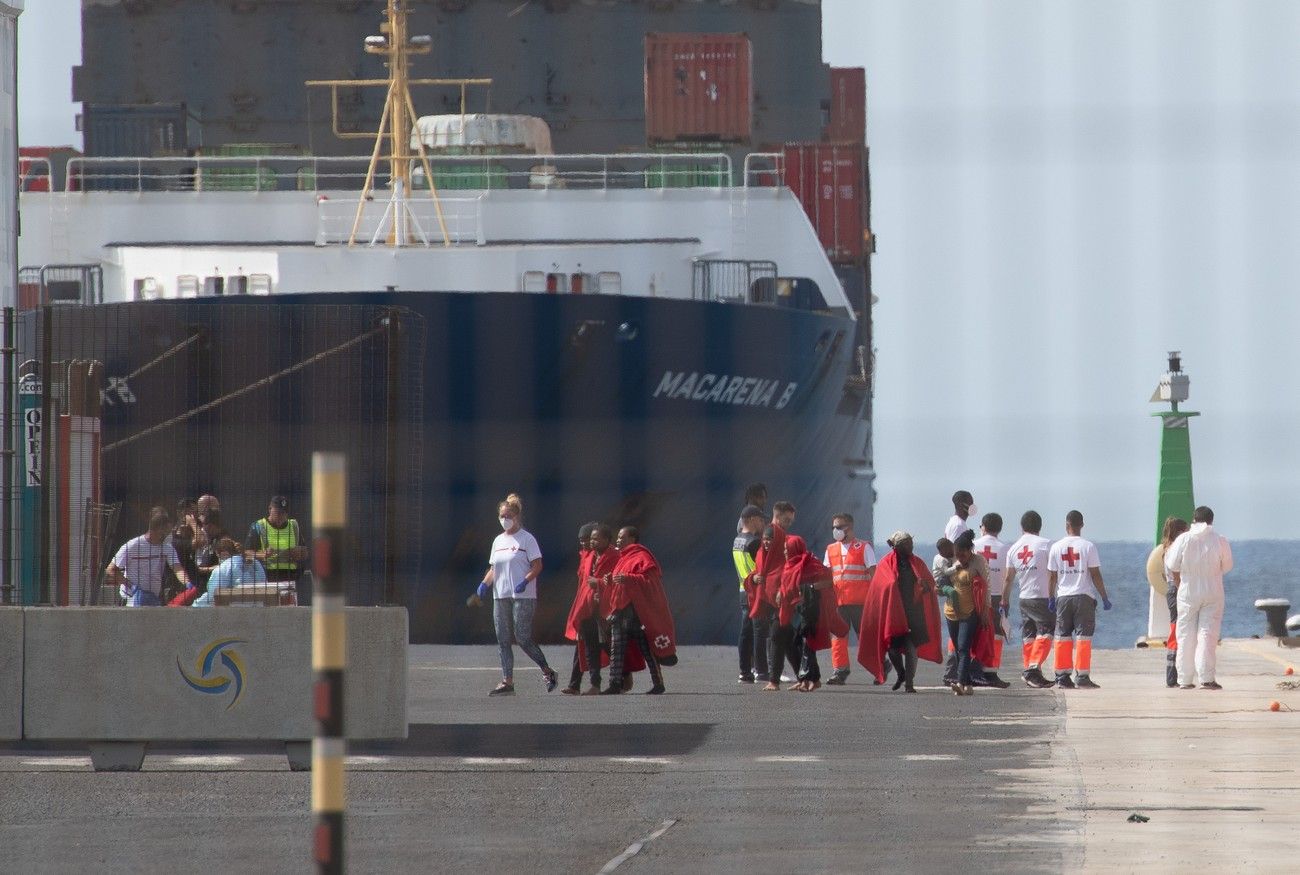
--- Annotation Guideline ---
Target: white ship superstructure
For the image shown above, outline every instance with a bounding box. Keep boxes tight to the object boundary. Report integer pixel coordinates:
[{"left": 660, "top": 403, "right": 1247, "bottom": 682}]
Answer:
[{"left": 18, "top": 151, "right": 850, "bottom": 314}]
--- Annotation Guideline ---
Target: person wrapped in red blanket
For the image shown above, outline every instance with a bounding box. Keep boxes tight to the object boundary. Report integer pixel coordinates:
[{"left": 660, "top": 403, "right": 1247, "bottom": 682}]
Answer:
[
  {"left": 767, "top": 535, "right": 848, "bottom": 692},
  {"left": 857, "top": 531, "right": 943, "bottom": 693},
  {"left": 601, "top": 526, "right": 676, "bottom": 695},
  {"left": 563, "top": 523, "right": 645, "bottom": 694}
]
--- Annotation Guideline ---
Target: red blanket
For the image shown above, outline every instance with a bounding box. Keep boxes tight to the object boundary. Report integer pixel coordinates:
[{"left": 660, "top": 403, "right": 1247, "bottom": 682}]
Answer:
[
  {"left": 564, "top": 548, "right": 618, "bottom": 641},
  {"left": 776, "top": 536, "right": 849, "bottom": 649},
  {"left": 856, "top": 550, "right": 943, "bottom": 682},
  {"left": 970, "top": 572, "right": 997, "bottom": 666},
  {"left": 747, "top": 522, "right": 786, "bottom": 619},
  {"left": 606, "top": 543, "right": 677, "bottom": 661}
]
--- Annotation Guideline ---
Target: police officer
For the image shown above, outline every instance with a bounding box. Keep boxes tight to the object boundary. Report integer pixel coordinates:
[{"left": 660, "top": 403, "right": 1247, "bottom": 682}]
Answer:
[{"left": 246, "top": 495, "right": 308, "bottom": 595}]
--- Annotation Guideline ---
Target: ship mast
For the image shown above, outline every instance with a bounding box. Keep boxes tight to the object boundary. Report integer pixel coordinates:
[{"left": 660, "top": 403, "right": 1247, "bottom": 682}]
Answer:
[{"left": 307, "top": 1, "right": 491, "bottom": 248}]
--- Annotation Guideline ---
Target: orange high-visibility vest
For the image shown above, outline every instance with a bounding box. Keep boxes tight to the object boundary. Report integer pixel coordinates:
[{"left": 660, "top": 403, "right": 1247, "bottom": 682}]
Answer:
[{"left": 825, "top": 540, "right": 873, "bottom": 605}]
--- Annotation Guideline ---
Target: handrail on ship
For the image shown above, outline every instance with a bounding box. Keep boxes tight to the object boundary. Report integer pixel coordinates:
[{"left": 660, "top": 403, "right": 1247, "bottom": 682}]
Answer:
[
  {"left": 54, "top": 152, "right": 743, "bottom": 195},
  {"left": 743, "top": 152, "right": 784, "bottom": 188}
]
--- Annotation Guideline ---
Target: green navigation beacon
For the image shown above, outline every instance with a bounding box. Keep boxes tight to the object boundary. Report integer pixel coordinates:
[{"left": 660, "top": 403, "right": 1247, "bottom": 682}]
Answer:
[{"left": 1150, "top": 351, "right": 1198, "bottom": 544}]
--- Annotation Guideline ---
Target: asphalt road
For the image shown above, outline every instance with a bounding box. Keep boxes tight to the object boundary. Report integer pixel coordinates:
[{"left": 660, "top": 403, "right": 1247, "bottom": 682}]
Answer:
[{"left": 0, "top": 645, "right": 1083, "bottom": 873}]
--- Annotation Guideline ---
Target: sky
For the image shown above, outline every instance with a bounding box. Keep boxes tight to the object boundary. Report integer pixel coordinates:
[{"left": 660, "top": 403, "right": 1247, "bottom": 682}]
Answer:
[{"left": 16, "top": 1, "right": 1300, "bottom": 541}]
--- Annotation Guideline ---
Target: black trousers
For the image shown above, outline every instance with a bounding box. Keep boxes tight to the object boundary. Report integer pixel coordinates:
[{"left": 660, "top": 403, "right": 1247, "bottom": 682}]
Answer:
[
  {"left": 889, "top": 635, "right": 917, "bottom": 685},
  {"left": 568, "top": 616, "right": 603, "bottom": 689},
  {"left": 796, "top": 630, "right": 821, "bottom": 682},
  {"left": 768, "top": 624, "right": 802, "bottom": 681},
  {"left": 739, "top": 592, "right": 772, "bottom": 679},
  {"left": 608, "top": 607, "right": 663, "bottom": 689}
]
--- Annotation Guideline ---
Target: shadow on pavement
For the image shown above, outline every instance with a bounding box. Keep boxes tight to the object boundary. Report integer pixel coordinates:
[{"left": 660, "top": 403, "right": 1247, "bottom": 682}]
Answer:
[{"left": 354, "top": 722, "right": 715, "bottom": 758}]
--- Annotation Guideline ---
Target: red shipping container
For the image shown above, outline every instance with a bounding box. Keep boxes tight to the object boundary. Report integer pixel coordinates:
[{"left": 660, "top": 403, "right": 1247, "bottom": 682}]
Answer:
[
  {"left": 644, "top": 33, "right": 752, "bottom": 143},
  {"left": 783, "top": 143, "right": 866, "bottom": 263},
  {"left": 826, "top": 67, "right": 866, "bottom": 144}
]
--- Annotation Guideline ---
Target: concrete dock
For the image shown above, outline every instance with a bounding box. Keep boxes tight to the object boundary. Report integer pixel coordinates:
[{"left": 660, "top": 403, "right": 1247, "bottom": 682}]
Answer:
[{"left": 0, "top": 641, "right": 1296, "bottom": 873}]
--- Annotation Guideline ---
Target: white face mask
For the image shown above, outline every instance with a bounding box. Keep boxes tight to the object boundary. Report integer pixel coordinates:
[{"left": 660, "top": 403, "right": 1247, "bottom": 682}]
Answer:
[
  {"left": 499, "top": 516, "right": 515, "bottom": 531},
  {"left": 832, "top": 527, "right": 847, "bottom": 542},
  {"left": 965, "top": 504, "right": 979, "bottom": 522}
]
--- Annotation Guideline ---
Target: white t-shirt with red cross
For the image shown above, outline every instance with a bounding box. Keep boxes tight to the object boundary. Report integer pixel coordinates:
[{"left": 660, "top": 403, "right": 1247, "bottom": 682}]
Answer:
[
  {"left": 1007, "top": 533, "right": 1052, "bottom": 599},
  {"left": 972, "top": 534, "right": 1008, "bottom": 588},
  {"left": 1048, "top": 535, "right": 1101, "bottom": 599}
]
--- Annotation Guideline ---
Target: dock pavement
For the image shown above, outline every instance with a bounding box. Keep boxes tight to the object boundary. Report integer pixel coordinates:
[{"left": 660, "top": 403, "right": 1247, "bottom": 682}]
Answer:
[{"left": 0, "top": 641, "right": 1296, "bottom": 873}]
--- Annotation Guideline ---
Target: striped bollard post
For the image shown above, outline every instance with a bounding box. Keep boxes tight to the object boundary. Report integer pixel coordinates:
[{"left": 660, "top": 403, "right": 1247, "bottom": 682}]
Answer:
[{"left": 312, "top": 452, "right": 347, "bottom": 874}]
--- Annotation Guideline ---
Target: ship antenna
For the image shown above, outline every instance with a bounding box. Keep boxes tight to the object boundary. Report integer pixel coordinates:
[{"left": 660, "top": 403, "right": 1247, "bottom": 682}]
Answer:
[{"left": 307, "top": 1, "right": 491, "bottom": 248}]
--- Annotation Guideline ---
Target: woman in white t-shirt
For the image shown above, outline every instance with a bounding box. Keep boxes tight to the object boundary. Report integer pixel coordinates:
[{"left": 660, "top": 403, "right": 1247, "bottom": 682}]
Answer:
[{"left": 473, "top": 494, "right": 557, "bottom": 696}]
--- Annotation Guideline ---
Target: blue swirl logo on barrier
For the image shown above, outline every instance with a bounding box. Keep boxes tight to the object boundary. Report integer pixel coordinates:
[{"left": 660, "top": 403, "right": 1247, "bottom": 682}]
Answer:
[{"left": 177, "top": 638, "right": 248, "bottom": 710}]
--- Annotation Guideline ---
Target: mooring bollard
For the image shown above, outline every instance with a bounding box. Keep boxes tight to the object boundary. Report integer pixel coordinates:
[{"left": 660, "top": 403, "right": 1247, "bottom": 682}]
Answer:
[{"left": 312, "top": 452, "right": 347, "bottom": 874}]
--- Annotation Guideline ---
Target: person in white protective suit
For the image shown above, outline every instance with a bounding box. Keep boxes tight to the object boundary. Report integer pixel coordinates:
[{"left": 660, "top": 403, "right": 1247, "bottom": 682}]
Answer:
[{"left": 1167, "top": 506, "right": 1234, "bottom": 690}]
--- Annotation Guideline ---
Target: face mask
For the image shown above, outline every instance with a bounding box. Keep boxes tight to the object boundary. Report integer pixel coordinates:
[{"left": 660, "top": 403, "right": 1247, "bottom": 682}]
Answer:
[
  {"left": 499, "top": 517, "right": 514, "bottom": 531},
  {"left": 832, "top": 527, "right": 847, "bottom": 542},
  {"left": 965, "top": 504, "right": 979, "bottom": 521}
]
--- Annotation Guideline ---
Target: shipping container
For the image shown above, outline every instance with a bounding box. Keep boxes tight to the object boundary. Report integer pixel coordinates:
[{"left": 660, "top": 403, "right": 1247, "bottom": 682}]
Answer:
[
  {"left": 783, "top": 143, "right": 866, "bottom": 264},
  {"left": 81, "top": 102, "right": 201, "bottom": 158},
  {"left": 644, "top": 33, "right": 752, "bottom": 144},
  {"left": 19, "top": 146, "right": 82, "bottom": 192},
  {"left": 826, "top": 67, "right": 866, "bottom": 144}
]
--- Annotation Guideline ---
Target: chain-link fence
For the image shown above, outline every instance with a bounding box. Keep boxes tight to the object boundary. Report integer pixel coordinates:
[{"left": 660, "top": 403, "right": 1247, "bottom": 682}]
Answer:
[{"left": 0, "top": 300, "right": 423, "bottom": 609}]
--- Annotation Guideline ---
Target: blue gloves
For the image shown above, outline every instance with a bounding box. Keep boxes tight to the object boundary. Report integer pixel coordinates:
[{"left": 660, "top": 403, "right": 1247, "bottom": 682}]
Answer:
[
  {"left": 1047, "top": 597, "right": 1057, "bottom": 613},
  {"left": 476, "top": 582, "right": 491, "bottom": 599},
  {"left": 1102, "top": 597, "right": 1113, "bottom": 611},
  {"left": 514, "top": 580, "right": 530, "bottom": 594}
]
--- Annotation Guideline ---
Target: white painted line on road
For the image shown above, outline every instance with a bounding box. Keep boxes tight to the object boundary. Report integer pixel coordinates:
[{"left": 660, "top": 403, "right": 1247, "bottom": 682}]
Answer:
[
  {"left": 461, "top": 757, "right": 530, "bottom": 765},
  {"left": 903, "top": 754, "right": 961, "bottom": 761},
  {"left": 755, "top": 755, "right": 823, "bottom": 763},
  {"left": 609, "top": 756, "right": 673, "bottom": 765},
  {"left": 165, "top": 755, "right": 246, "bottom": 767},
  {"left": 415, "top": 666, "right": 541, "bottom": 671},
  {"left": 19, "top": 757, "right": 92, "bottom": 768},
  {"left": 346, "top": 756, "right": 391, "bottom": 765},
  {"left": 597, "top": 818, "right": 679, "bottom": 874}
]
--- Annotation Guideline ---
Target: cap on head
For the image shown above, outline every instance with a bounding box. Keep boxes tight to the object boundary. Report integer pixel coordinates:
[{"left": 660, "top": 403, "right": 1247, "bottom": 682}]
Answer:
[
  {"left": 740, "top": 504, "right": 766, "bottom": 521},
  {"left": 270, "top": 495, "right": 288, "bottom": 511},
  {"left": 887, "top": 530, "right": 913, "bottom": 547}
]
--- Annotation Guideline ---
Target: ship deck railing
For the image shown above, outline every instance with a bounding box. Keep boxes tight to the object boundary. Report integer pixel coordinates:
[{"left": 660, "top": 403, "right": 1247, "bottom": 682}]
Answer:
[{"left": 17, "top": 153, "right": 780, "bottom": 196}]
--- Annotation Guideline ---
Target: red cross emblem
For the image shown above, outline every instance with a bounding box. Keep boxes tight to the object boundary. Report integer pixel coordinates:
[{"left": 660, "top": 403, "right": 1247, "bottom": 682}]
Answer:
[
  {"left": 1061, "top": 546, "right": 1080, "bottom": 568},
  {"left": 979, "top": 546, "right": 997, "bottom": 561},
  {"left": 1016, "top": 546, "right": 1033, "bottom": 564}
]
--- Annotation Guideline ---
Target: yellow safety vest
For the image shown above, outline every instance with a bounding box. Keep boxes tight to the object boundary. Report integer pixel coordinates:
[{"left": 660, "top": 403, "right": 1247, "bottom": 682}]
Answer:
[
  {"left": 257, "top": 517, "right": 300, "bottom": 572},
  {"left": 733, "top": 534, "right": 758, "bottom": 590}
]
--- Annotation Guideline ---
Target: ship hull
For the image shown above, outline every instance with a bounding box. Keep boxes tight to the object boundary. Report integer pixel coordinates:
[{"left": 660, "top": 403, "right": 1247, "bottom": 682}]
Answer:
[{"left": 24, "top": 291, "right": 873, "bottom": 644}]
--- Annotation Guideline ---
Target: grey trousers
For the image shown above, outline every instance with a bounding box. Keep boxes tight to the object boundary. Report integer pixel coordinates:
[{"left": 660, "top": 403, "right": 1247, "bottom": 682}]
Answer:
[{"left": 493, "top": 597, "right": 550, "bottom": 679}]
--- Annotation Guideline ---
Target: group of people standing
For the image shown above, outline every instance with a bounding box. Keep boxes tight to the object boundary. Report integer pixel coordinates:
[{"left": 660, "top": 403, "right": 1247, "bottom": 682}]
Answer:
[
  {"left": 733, "top": 486, "right": 1234, "bottom": 695},
  {"left": 467, "top": 494, "right": 677, "bottom": 696},
  {"left": 106, "top": 493, "right": 308, "bottom": 607}
]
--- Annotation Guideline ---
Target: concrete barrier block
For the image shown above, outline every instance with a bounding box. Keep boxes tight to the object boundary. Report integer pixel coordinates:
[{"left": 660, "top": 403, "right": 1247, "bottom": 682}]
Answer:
[
  {"left": 23, "top": 606, "right": 406, "bottom": 741},
  {"left": 0, "top": 608, "right": 21, "bottom": 740}
]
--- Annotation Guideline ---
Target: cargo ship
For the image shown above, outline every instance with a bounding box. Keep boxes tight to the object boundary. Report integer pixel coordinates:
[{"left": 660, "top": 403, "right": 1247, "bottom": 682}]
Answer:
[{"left": 13, "top": 0, "right": 875, "bottom": 644}]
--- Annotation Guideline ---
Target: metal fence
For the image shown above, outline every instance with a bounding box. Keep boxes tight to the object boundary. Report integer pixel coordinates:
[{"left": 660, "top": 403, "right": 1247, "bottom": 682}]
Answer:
[
  {"left": 0, "top": 301, "right": 424, "bottom": 609},
  {"left": 691, "top": 259, "right": 779, "bottom": 304}
]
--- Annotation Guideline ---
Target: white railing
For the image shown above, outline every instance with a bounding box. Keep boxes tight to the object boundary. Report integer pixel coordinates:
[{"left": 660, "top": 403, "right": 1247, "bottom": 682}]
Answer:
[
  {"left": 315, "top": 194, "right": 485, "bottom": 247},
  {"left": 58, "top": 152, "right": 737, "bottom": 195},
  {"left": 743, "top": 152, "right": 784, "bottom": 188},
  {"left": 18, "top": 157, "right": 53, "bottom": 192}
]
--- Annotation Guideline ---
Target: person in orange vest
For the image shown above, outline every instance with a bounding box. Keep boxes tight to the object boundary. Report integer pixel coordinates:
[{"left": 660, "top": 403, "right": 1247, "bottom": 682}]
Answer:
[{"left": 822, "top": 512, "right": 877, "bottom": 686}]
